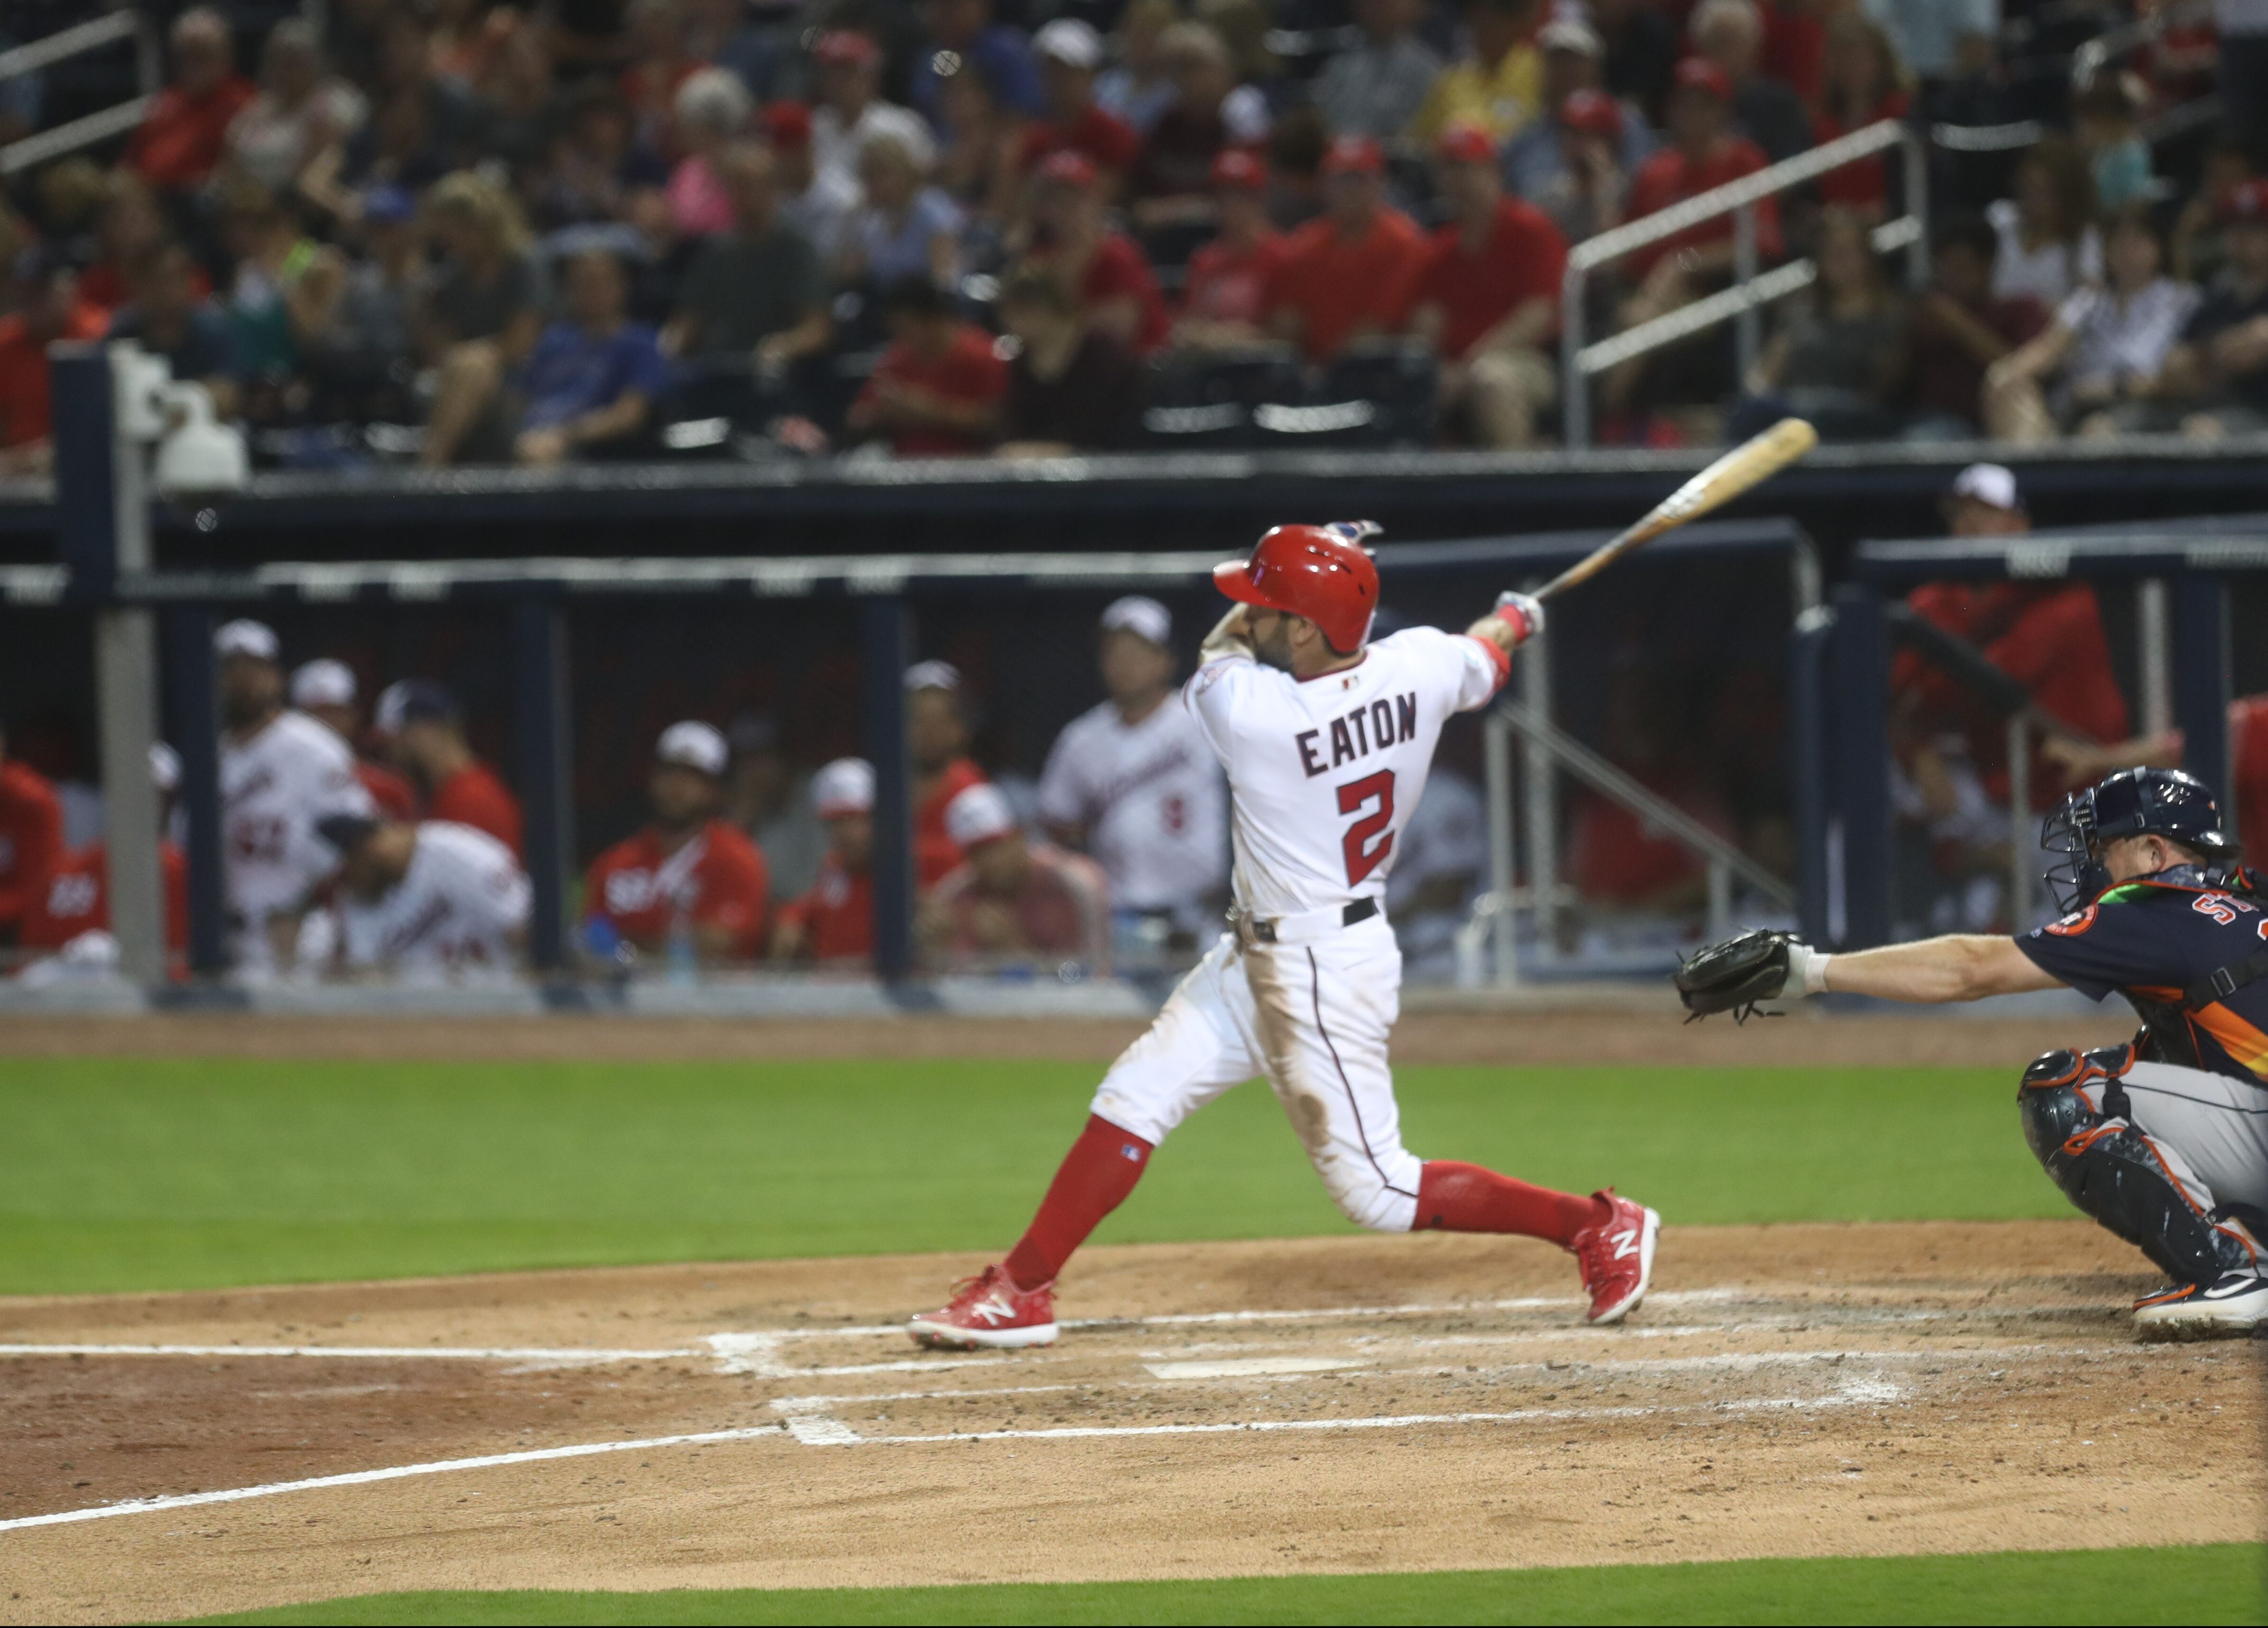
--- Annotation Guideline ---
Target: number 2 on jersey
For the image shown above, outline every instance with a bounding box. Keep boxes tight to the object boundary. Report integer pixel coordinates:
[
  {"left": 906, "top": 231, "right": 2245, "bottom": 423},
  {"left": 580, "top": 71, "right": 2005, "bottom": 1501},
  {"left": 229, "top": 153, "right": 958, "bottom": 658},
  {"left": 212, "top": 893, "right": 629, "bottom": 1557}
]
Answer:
[{"left": 1337, "top": 770, "right": 1395, "bottom": 886}]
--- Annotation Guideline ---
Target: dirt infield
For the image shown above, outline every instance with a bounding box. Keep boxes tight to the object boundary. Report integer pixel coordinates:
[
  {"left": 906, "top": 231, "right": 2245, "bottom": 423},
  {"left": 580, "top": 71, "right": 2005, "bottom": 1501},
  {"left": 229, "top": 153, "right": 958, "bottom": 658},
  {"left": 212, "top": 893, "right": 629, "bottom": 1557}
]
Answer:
[
  {"left": 0, "top": 1008, "right": 2140, "bottom": 1067},
  {"left": 2, "top": 1222, "right": 2259, "bottom": 1625}
]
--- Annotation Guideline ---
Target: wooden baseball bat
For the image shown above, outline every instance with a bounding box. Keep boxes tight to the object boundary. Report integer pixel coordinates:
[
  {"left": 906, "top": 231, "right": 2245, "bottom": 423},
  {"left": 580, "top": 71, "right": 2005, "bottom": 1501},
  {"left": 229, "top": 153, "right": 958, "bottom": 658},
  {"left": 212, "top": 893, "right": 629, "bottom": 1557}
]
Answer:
[{"left": 1532, "top": 417, "right": 1820, "bottom": 602}]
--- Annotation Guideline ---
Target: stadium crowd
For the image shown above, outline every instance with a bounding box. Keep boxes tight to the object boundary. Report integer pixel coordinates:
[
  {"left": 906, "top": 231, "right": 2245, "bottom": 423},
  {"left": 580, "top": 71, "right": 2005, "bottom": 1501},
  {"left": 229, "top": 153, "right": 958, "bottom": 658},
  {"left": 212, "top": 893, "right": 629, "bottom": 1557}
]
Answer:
[
  {"left": 0, "top": 0, "right": 2254, "bottom": 466},
  {"left": 0, "top": 590, "right": 1531, "bottom": 981}
]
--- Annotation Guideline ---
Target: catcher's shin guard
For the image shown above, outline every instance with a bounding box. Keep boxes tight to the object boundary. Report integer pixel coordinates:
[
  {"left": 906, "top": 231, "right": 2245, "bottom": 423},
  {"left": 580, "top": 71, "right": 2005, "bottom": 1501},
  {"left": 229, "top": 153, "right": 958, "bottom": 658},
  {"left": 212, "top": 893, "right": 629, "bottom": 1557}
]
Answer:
[{"left": 2018, "top": 1047, "right": 2260, "bottom": 1285}]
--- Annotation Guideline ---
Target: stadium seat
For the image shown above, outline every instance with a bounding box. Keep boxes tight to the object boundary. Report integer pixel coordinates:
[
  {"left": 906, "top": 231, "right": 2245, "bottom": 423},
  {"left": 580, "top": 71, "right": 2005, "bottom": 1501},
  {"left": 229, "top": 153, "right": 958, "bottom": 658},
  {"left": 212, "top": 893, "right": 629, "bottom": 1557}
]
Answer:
[{"left": 1140, "top": 346, "right": 1304, "bottom": 449}]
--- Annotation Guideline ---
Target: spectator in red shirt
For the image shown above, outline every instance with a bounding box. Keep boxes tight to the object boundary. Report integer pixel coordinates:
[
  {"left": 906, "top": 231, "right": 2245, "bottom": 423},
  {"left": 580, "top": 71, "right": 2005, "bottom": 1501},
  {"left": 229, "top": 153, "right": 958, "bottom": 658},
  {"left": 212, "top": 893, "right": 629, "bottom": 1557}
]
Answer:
[
  {"left": 1620, "top": 59, "right": 1780, "bottom": 283},
  {"left": 1170, "top": 149, "right": 1286, "bottom": 350},
  {"left": 918, "top": 783, "right": 1110, "bottom": 973},
  {"left": 907, "top": 660, "right": 989, "bottom": 875},
  {"left": 375, "top": 681, "right": 524, "bottom": 856},
  {"left": 1019, "top": 20, "right": 1140, "bottom": 200},
  {"left": 1896, "top": 464, "right": 2131, "bottom": 812},
  {"left": 128, "top": 8, "right": 257, "bottom": 195},
  {"left": 291, "top": 659, "right": 419, "bottom": 821},
  {"left": 1812, "top": 12, "right": 1910, "bottom": 218},
  {"left": 0, "top": 248, "right": 110, "bottom": 477},
  {"left": 1024, "top": 151, "right": 1171, "bottom": 354},
  {"left": 1404, "top": 124, "right": 1567, "bottom": 447},
  {"left": 1263, "top": 135, "right": 1427, "bottom": 362},
  {"left": 584, "top": 721, "right": 771, "bottom": 964},
  {"left": 21, "top": 743, "right": 189, "bottom": 962},
  {"left": 846, "top": 277, "right": 1009, "bottom": 457},
  {"left": 0, "top": 714, "right": 63, "bottom": 948},
  {"left": 1604, "top": 58, "right": 1778, "bottom": 420}
]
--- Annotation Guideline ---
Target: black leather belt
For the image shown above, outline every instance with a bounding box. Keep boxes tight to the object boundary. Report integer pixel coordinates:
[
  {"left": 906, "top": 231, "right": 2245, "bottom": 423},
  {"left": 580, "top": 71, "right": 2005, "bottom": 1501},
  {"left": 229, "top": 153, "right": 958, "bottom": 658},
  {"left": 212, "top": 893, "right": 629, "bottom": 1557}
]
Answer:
[{"left": 1248, "top": 897, "right": 1378, "bottom": 944}]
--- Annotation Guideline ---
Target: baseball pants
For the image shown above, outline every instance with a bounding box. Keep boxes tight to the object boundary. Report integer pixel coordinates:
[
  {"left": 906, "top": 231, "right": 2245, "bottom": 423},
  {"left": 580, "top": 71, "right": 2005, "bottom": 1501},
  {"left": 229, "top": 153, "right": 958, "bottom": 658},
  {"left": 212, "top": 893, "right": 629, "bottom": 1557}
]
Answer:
[
  {"left": 1090, "top": 916, "right": 1421, "bottom": 1233},
  {"left": 2075, "top": 1060, "right": 2268, "bottom": 1216}
]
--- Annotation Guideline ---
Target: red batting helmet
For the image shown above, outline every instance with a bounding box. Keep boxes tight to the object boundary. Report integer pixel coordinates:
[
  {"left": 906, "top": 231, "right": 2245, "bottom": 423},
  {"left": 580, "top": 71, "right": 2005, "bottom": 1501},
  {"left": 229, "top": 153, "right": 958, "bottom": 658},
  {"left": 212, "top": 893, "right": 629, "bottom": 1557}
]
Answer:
[{"left": 1213, "top": 525, "right": 1380, "bottom": 654}]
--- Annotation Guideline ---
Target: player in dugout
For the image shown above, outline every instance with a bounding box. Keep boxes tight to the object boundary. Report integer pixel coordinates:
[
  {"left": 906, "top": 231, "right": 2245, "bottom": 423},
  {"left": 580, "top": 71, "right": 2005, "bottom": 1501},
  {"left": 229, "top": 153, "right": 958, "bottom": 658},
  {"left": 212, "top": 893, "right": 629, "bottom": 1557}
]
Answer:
[
  {"left": 1678, "top": 767, "right": 2268, "bottom": 1337},
  {"left": 290, "top": 659, "right": 417, "bottom": 821},
  {"left": 0, "top": 709, "right": 63, "bottom": 956},
  {"left": 19, "top": 743, "right": 188, "bottom": 975},
  {"left": 584, "top": 721, "right": 770, "bottom": 966},
  {"left": 302, "top": 811, "right": 530, "bottom": 982},
  {"left": 918, "top": 782, "right": 1112, "bottom": 976},
  {"left": 1037, "top": 596, "right": 1228, "bottom": 965},
  {"left": 770, "top": 757, "right": 879, "bottom": 967},
  {"left": 374, "top": 681, "right": 524, "bottom": 856}
]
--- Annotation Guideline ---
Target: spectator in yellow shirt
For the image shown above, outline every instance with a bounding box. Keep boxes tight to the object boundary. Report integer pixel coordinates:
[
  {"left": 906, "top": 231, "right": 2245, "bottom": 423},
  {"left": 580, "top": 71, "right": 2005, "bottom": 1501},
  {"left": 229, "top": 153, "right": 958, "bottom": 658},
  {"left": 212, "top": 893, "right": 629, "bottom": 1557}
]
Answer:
[{"left": 1409, "top": 0, "right": 1545, "bottom": 144}]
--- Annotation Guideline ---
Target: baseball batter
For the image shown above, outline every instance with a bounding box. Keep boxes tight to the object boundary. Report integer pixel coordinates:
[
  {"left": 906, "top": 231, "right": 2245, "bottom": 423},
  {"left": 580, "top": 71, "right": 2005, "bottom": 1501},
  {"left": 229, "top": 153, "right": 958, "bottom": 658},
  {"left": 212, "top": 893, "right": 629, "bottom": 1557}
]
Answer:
[
  {"left": 1678, "top": 767, "right": 2268, "bottom": 1337},
  {"left": 910, "top": 524, "right": 1660, "bottom": 1349}
]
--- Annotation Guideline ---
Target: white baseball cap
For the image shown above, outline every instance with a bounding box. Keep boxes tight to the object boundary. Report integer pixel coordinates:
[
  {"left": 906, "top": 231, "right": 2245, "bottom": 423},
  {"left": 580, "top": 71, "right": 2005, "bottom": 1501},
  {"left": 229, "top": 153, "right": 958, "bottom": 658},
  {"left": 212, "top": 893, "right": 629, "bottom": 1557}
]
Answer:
[
  {"left": 1951, "top": 462, "right": 2021, "bottom": 511},
  {"left": 1100, "top": 595, "right": 1172, "bottom": 646},
  {"left": 943, "top": 782, "right": 1017, "bottom": 848},
  {"left": 215, "top": 619, "right": 280, "bottom": 662},
  {"left": 290, "top": 658, "right": 356, "bottom": 709},
  {"left": 1538, "top": 17, "right": 1603, "bottom": 56},
  {"left": 905, "top": 659, "right": 963, "bottom": 694},
  {"left": 1035, "top": 17, "right": 1103, "bottom": 68},
  {"left": 811, "top": 756, "right": 875, "bottom": 817},
  {"left": 656, "top": 719, "right": 728, "bottom": 777},
  {"left": 149, "top": 742, "right": 180, "bottom": 793}
]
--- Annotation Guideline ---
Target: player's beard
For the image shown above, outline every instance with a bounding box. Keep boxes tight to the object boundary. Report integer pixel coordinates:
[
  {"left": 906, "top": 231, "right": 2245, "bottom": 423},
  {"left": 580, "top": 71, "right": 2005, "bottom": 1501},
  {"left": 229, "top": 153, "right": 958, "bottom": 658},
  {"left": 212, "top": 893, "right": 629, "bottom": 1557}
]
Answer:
[{"left": 1250, "top": 617, "right": 1296, "bottom": 673}]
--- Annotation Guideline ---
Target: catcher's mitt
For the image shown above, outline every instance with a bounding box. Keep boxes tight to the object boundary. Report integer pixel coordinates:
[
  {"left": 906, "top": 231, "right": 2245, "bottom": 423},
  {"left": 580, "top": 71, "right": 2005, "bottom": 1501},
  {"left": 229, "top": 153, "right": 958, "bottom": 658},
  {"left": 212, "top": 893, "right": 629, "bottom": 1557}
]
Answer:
[{"left": 1674, "top": 929, "right": 1795, "bottom": 1023}]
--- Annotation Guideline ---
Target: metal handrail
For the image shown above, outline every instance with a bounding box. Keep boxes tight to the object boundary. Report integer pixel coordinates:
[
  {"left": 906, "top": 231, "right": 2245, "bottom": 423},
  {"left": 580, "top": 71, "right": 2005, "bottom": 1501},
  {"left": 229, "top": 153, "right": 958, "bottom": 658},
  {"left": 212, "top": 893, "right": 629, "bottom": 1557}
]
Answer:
[
  {"left": 1, "top": 95, "right": 151, "bottom": 175},
  {"left": 1560, "top": 118, "right": 1928, "bottom": 447},
  {"left": 0, "top": 10, "right": 140, "bottom": 84},
  {"left": 2071, "top": 0, "right": 2212, "bottom": 89},
  {"left": 0, "top": 9, "right": 158, "bottom": 177},
  {"left": 1499, "top": 705, "right": 1795, "bottom": 905}
]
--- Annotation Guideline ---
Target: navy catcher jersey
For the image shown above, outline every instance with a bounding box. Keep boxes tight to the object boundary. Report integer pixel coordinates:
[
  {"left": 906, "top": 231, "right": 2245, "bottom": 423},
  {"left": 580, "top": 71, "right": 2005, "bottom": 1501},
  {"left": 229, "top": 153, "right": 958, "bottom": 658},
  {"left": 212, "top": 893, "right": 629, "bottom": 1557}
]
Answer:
[{"left": 2018, "top": 865, "right": 2268, "bottom": 1087}]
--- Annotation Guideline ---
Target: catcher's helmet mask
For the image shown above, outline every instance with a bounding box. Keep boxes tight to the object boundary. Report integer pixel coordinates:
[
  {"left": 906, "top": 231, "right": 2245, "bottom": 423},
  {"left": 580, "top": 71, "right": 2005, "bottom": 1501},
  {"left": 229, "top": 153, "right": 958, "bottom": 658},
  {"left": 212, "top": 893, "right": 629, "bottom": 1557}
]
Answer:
[{"left": 2043, "top": 767, "right": 2242, "bottom": 914}]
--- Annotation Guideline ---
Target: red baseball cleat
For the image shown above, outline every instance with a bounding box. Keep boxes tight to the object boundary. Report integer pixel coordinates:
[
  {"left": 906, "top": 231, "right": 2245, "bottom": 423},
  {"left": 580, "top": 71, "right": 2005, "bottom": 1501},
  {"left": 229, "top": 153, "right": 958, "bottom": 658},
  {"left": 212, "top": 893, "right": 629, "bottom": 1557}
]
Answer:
[
  {"left": 907, "top": 1264, "right": 1059, "bottom": 1350},
  {"left": 1572, "top": 1190, "right": 1660, "bottom": 1325}
]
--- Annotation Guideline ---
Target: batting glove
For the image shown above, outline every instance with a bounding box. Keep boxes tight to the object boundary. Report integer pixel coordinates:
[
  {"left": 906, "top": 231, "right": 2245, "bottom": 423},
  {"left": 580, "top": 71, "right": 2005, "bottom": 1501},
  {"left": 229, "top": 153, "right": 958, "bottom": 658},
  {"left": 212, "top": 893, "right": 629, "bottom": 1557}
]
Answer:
[{"left": 1494, "top": 590, "right": 1546, "bottom": 646}]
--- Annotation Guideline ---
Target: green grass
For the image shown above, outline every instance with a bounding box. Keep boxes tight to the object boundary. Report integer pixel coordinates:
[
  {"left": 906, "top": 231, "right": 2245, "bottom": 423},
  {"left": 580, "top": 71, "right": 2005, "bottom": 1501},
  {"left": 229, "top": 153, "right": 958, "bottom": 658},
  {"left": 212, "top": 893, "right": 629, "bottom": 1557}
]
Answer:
[
  {"left": 0, "top": 1057, "right": 2067, "bottom": 1296},
  {"left": 194, "top": 1546, "right": 2268, "bottom": 1626}
]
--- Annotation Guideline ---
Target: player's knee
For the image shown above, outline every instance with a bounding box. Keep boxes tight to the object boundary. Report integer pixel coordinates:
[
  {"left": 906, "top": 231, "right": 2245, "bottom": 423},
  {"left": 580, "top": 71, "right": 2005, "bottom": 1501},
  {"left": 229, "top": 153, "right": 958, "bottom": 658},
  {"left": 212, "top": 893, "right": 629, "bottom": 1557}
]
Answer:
[
  {"left": 1319, "top": 1163, "right": 1416, "bottom": 1233},
  {"left": 2018, "top": 1050, "right": 2093, "bottom": 1168}
]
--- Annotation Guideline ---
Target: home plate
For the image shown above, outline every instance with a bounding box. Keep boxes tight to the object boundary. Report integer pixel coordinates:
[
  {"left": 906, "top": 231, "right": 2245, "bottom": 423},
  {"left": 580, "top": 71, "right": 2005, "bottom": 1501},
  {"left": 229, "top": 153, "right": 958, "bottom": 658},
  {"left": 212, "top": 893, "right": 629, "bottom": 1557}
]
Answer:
[{"left": 1144, "top": 1356, "right": 1367, "bottom": 1380}]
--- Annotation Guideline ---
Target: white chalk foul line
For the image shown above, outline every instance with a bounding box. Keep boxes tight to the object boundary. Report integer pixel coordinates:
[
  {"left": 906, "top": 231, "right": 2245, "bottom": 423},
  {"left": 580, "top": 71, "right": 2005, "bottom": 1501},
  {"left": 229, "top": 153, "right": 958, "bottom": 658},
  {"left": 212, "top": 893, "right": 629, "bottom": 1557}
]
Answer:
[
  {"left": 791, "top": 1379, "right": 1909, "bottom": 1448},
  {"left": 0, "top": 1425, "right": 787, "bottom": 1535},
  {"left": 0, "top": 1343, "right": 696, "bottom": 1364}
]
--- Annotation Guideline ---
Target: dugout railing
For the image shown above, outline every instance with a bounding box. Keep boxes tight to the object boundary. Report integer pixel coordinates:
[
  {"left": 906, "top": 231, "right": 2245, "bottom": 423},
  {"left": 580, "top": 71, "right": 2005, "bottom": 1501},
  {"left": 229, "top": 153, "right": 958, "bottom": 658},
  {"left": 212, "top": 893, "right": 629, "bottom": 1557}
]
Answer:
[
  {"left": 1794, "top": 518, "right": 2264, "bottom": 951},
  {"left": 1, "top": 518, "right": 1820, "bottom": 1001}
]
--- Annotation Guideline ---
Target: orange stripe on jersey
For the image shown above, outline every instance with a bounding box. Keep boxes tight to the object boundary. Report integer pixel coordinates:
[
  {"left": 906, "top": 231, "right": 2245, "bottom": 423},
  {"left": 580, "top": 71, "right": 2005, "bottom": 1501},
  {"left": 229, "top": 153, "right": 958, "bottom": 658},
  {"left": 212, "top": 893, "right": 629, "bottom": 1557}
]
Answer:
[{"left": 2189, "top": 1002, "right": 2268, "bottom": 1080}]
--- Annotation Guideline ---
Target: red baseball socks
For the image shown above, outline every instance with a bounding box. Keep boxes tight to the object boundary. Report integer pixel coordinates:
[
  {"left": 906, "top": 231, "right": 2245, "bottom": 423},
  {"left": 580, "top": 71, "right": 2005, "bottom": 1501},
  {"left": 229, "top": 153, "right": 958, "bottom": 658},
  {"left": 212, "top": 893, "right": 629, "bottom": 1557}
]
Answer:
[{"left": 1002, "top": 1115, "right": 1154, "bottom": 1291}]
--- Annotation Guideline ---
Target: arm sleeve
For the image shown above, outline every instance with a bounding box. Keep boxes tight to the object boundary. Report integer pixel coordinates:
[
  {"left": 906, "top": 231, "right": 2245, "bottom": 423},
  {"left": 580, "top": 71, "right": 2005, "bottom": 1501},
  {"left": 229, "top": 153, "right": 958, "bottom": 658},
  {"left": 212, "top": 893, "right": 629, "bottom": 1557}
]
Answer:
[
  {"left": 1182, "top": 656, "right": 1249, "bottom": 767},
  {"left": 1035, "top": 727, "right": 1088, "bottom": 826},
  {"left": 2015, "top": 901, "right": 2155, "bottom": 1002}
]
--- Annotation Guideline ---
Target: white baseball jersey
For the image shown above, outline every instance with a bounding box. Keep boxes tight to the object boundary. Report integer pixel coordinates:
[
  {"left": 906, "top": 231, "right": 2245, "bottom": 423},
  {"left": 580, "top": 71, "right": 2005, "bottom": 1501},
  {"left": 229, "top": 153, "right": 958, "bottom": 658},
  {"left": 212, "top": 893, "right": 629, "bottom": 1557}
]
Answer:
[
  {"left": 1184, "top": 626, "right": 1505, "bottom": 918},
  {"left": 335, "top": 821, "right": 530, "bottom": 981},
  {"left": 220, "top": 709, "right": 373, "bottom": 936},
  {"left": 1036, "top": 697, "right": 1227, "bottom": 919}
]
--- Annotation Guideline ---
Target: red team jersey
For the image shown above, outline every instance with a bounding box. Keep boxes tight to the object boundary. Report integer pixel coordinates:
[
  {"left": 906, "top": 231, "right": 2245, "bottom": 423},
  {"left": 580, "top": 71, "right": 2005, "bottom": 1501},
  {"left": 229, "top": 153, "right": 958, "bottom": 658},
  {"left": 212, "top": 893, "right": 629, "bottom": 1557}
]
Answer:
[
  {"left": 357, "top": 760, "right": 419, "bottom": 822},
  {"left": 777, "top": 843, "right": 961, "bottom": 967},
  {"left": 584, "top": 818, "right": 770, "bottom": 958},
  {"left": 1404, "top": 198, "right": 1567, "bottom": 359},
  {"left": 2233, "top": 697, "right": 2268, "bottom": 868},
  {"left": 428, "top": 760, "right": 524, "bottom": 857},
  {"left": 20, "top": 840, "right": 189, "bottom": 953},
  {"left": 0, "top": 759, "right": 63, "bottom": 938}
]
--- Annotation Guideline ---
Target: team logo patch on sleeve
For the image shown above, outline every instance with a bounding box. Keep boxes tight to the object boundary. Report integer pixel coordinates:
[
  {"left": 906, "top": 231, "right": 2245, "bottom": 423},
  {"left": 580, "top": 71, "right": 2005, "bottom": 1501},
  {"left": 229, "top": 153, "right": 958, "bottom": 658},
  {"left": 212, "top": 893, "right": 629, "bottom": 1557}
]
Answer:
[{"left": 2043, "top": 906, "right": 2098, "bottom": 937}]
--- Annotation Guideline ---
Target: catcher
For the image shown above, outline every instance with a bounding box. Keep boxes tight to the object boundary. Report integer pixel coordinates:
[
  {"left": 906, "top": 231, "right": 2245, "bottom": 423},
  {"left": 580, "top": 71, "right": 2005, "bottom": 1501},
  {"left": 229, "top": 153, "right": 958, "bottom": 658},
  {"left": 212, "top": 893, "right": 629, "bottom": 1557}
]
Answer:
[{"left": 1678, "top": 767, "right": 2267, "bottom": 1338}]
